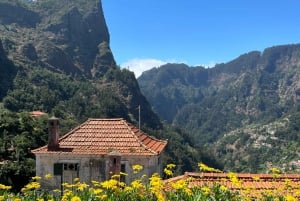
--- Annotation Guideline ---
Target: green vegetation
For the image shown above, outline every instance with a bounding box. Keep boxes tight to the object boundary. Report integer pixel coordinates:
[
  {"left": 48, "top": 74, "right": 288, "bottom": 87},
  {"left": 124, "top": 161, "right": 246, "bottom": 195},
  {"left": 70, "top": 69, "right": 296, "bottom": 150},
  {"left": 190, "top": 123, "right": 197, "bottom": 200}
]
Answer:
[
  {"left": 0, "top": 110, "right": 48, "bottom": 191},
  {"left": 0, "top": 164, "right": 299, "bottom": 201},
  {"left": 138, "top": 44, "right": 300, "bottom": 172}
]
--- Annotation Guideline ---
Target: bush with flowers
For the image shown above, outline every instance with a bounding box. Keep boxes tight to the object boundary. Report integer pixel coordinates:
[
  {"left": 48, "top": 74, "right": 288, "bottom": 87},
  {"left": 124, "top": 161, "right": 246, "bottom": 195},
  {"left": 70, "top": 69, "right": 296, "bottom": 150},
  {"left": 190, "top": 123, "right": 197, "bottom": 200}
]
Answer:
[{"left": 0, "top": 163, "right": 299, "bottom": 201}]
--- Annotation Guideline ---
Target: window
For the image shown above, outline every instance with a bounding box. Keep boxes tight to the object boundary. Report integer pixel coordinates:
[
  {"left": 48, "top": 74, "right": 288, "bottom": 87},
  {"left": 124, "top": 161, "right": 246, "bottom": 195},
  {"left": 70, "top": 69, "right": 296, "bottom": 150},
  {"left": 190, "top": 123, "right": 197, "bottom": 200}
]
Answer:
[{"left": 63, "top": 163, "right": 78, "bottom": 171}]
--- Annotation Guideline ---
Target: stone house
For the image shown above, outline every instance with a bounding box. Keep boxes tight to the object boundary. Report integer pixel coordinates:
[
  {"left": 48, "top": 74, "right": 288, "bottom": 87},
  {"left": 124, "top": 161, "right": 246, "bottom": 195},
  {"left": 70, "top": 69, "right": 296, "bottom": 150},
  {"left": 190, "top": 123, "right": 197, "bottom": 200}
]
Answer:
[{"left": 31, "top": 117, "right": 167, "bottom": 189}]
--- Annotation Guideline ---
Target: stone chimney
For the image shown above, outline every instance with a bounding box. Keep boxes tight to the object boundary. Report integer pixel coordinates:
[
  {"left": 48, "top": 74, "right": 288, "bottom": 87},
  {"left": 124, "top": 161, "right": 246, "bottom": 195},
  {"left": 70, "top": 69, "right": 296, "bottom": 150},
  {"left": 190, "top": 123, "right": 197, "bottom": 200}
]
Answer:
[{"left": 48, "top": 116, "right": 60, "bottom": 150}]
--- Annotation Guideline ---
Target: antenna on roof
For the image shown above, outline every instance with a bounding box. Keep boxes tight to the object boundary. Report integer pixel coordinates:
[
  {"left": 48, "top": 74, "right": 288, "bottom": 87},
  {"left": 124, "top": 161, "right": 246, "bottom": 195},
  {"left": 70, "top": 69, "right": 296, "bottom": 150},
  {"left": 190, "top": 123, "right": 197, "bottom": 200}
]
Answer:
[{"left": 137, "top": 105, "right": 141, "bottom": 131}]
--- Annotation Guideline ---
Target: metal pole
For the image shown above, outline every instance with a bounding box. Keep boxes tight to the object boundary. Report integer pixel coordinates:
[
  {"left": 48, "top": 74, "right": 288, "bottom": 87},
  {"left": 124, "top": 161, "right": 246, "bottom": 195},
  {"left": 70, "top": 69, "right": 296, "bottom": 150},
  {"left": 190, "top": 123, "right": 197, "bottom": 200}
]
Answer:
[{"left": 138, "top": 105, "right": 141, "bottom": 131}]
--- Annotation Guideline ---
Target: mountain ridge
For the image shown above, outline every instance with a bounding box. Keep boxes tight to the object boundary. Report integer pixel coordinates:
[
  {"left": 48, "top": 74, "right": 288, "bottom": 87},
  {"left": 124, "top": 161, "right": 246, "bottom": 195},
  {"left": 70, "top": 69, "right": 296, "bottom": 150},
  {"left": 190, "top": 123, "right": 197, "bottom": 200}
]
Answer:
[
  {"left": 138, "top": 43, "right": 300, "bottom": 172},
  {"left": 0, "top": 0, "right": 210, "bottom": 188}
]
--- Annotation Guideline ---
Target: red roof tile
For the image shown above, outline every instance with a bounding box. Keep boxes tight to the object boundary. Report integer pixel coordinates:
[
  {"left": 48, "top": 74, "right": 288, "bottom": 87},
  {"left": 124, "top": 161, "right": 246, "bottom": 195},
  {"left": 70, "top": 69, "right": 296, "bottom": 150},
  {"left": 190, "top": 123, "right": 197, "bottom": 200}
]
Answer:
[
  {"left": 30, "top": 111, "right": 47, "bottom": 117},
  {"left": 32, "top": 118, "right": 167, "bottom": 156},
  {"left": 164, "top": 172, "right": 300, "bottom": 198}
]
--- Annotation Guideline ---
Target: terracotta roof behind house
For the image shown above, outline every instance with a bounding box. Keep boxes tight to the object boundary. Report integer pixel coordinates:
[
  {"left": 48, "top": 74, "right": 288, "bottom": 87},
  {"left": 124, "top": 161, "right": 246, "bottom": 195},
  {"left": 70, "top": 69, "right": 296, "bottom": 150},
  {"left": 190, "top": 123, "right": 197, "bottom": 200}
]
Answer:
[
  {"left": 32, "top": 118, "right": 167, "bottom": 156},
  {"left": 165, "top": 172, "right": 300, "bottom": 198},
  {"left": 30, "top": 111, "right": 47, "bottom": 117}
]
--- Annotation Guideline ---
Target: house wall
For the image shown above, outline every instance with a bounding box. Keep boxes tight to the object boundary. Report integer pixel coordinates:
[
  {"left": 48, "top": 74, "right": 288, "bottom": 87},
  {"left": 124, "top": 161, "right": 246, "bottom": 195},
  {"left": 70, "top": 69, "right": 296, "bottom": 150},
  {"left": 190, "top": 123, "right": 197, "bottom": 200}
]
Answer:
[{"left": 35, "top": 153, "right": 163, "bottom": 190}]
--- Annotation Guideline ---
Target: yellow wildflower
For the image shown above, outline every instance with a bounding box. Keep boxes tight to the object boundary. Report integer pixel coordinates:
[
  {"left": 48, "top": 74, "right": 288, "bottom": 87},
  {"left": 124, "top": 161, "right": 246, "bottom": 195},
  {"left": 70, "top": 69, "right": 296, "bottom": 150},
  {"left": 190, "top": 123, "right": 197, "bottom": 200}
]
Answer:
[
  {"left": 131, "top": 180, "right": 144, "bottom": 189},
  {"left": 44, "top": 173, "right": 52, "bottom": 180},
  {"left": 171, "top": 179, "right": 187, "bottom": 190},
  {"left": 101, "top": 179, "right": 118, "bottom": 190},
  {"left": 124, "top": 186, "right": 133, "bottom": 192},
  {"left": 71, "top": 196, "right": 81, "bottom": 201},
  {"left": 201, "top": 186, "right": 210, "bottom": 196},
  {"left": 53, "top": 188, "right": 61, "bottom": 193},
  {"left": 198, "top": 162, "right": 222, "bottom": 173},
  {"left": 91, "top": 188, "right": 103, "bottom": 195},
  {"left": 23, "top": 181, "right": 41, "bottom": 191},
  {"left": 0, "top": 196, "right": 4, "bottom": 201},
  {"left": 132, "top": 164, "right": 143, "bottom": 174},
  {"left": 0, "top": 184, "right": 11, "bottom": 190},
  {"left": 185, "top": 187, "right": 192, "bottom": 196},
  {"left": 73, "top": 177, "right": 80, "bottom": 183},
  {"left": 31, "top": 175, "right": 42, "bottom": 180},
  {"left": 111, "top": 174, "right": 120, "bottom": 180},
  {"left": 163, "top": 168, "right": 173, "bottom": 176},
  {"left": 220, "top": 185, "right": 228, "bottom": 191},
  {"left": 166, "top": 163, "right": 176, "bottom": 169},
  {"left": 76, "top": 182, "right": 89, "bottom": 191},
  {"left": 120, "top": 171, "right": 128, "bottom": 176},
  {"left": 100, "top": 194, "right": 107, "bottom": 200},
  {"left": 285, "top": 194, "right": 297, "bottom": 201}
]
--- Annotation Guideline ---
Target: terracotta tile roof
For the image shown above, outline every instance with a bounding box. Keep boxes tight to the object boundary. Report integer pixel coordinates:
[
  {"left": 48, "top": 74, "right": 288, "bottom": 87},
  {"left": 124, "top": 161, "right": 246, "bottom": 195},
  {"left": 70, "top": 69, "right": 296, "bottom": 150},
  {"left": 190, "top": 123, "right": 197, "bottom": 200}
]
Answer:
[
  {"left": 164, "top": 172, "right": 300, "bottom": 197},
  {"left": 30, "top": 111, "right": 47, "bottom": 117},
  {"left": 32, "top": 118, "right": 167, "bottom": 156}
]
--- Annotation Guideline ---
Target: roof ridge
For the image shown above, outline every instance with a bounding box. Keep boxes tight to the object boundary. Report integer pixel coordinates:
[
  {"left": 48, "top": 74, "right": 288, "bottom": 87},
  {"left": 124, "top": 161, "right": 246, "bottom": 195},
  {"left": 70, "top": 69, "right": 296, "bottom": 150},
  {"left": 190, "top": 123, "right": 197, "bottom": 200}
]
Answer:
[{"left": 87, "top": 118, "right": 124, "bottom": 121}]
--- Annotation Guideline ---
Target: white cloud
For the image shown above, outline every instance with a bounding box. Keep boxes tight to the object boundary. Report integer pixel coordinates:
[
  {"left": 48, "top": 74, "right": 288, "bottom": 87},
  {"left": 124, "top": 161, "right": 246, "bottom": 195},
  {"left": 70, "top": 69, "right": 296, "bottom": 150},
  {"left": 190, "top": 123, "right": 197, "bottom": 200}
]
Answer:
[
  {"left": 196, "top": 61, "right": 217, "bottom": 68},
  {"left": 120, "top": 58, "right": 168, "bottom": 78},
  {"left": 120, "top": 58, "right": 216, "bottom": 78}
]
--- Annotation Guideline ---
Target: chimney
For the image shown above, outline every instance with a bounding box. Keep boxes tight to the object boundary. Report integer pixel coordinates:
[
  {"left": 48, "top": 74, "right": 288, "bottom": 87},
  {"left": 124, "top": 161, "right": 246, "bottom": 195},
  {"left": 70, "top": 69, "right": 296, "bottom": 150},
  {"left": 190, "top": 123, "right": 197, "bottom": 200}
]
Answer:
[{"left": 48, "top": 116, "right": 60, "bottom": 150}]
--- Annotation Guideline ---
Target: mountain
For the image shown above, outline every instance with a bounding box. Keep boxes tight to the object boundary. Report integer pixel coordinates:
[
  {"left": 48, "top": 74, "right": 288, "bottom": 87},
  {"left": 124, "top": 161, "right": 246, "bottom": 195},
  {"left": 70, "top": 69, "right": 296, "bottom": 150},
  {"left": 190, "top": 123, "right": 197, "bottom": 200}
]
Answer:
[
  {"left": 138, "top": 44, "right": 300, "bottom": 172},
  {"left": 0, "top": 0, "right": 160, "bottom": 127},
  {"left": 0, "top": 0, "right": 212, "bottom": 189}
]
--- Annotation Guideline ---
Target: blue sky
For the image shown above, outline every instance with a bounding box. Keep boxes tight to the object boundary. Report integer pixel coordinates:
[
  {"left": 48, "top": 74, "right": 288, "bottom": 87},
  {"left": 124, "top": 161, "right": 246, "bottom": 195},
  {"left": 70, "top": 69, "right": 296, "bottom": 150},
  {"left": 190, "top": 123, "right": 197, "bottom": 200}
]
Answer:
[{"left": 102, "top": 0, "right": 300, "bottom": 77}]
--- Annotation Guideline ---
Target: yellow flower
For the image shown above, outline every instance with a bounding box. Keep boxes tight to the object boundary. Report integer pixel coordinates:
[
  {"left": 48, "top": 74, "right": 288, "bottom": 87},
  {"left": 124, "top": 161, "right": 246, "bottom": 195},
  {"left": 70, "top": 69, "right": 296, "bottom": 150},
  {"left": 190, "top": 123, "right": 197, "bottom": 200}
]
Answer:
[
  {"left": 44, "top": 173, "right": 52, "bottom": 180},
  {"left": 132, "top": 164, "right": 143, "bottom": 174},
  {"left": 220, "top": 185, "right": 228, "bottom": 191},
  {"left": 0, "top": 196, "right": 4, "bottom": 201},
  {"left": 171, "top": 179, "right": 187, "bottom": 190},
  {"left": 100, "top": 194, "right": 107, "bottom": 200},
  {"left": 0, "top": 184, "right": 11, "bottom": 190},
  {"left": 23, "top": 181, "right": 41, "bottom": 191},
  {"left": 101, "top": 179, "right": 118, "bottom": 190},
  {"left": 163, "top": 168, "right": 173, "bottom": 176},
  {"left": 285, "top": 194, "right": 297, "bottom": 201},
  {"left": 124, "top": 186, "right": 133, "bottom": 192},
  {"left": 31, "top": 175, "right": 42, "bottom": 180},
  {"left": 71, "top": 196, "right": 81, "bottom": 201},
  {"left": 201, "top": 186, "right": 210, "bottom": 196},
  {"left": 76, "top": 182, "right": 89, "bottom": 191},
  {"left": 92, "top": 180, "right": 101, "bottom": 187},
  {"left": 131, "top": 180, "right": 144, "bottom": 189},
  {"left": 111, "top": 174, "right": 120, "bottom": 180},
  {"left": 270, "top": 167, "right": 281, "bottom": 174},
  {"left": 53, "top": 188, "right": 61, "bottom": 193},
  {"left": 166, "top": 163, "right": 176, "bottom": 169},
  {"left": 185, "top": 187, "right": 192, "bottom": 196},
  {"left": 13, "top": 198, "right": 21, "bottom": 201},
  {"left": 37, "top": 198, "right": 44, "bottom": 201},
  {"left": 198, "top": 162, "right": 222, "bottom": 173},
  {"left": 120, "top": 171, "right": 128, "bottom": 176},
  {"left": 91, "top": 188, "right": 103, "bottom": 195}
]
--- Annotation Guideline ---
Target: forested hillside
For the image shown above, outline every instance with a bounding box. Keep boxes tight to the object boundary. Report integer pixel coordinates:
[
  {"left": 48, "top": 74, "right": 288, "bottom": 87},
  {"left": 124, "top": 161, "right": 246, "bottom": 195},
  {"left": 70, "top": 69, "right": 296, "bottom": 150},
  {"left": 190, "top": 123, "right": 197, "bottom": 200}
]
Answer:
[
  {"left": 138, "top": 44, "right": 300, "bottom": 172},
  {"left": 0, "top": 0, "right": 215, "bottom": 190}
]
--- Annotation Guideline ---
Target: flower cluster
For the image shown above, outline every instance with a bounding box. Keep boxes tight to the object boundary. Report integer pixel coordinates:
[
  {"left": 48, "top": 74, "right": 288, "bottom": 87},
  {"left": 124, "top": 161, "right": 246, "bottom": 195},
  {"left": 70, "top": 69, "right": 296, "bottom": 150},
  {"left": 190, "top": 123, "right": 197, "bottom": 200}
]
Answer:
[{"left": 0, "top": 163, "right": 299, "bottom": 200}]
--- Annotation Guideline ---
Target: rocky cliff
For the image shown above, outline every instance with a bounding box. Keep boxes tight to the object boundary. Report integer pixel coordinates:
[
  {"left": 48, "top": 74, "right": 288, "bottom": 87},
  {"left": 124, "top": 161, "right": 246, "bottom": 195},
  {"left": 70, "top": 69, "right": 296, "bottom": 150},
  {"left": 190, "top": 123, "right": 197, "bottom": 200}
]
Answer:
[
  {"left": 0, "top": 0, "right": 115, "bottom": 77},
  {"left": 138, "top": 44, "right": 300, "bottom": 172}
]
